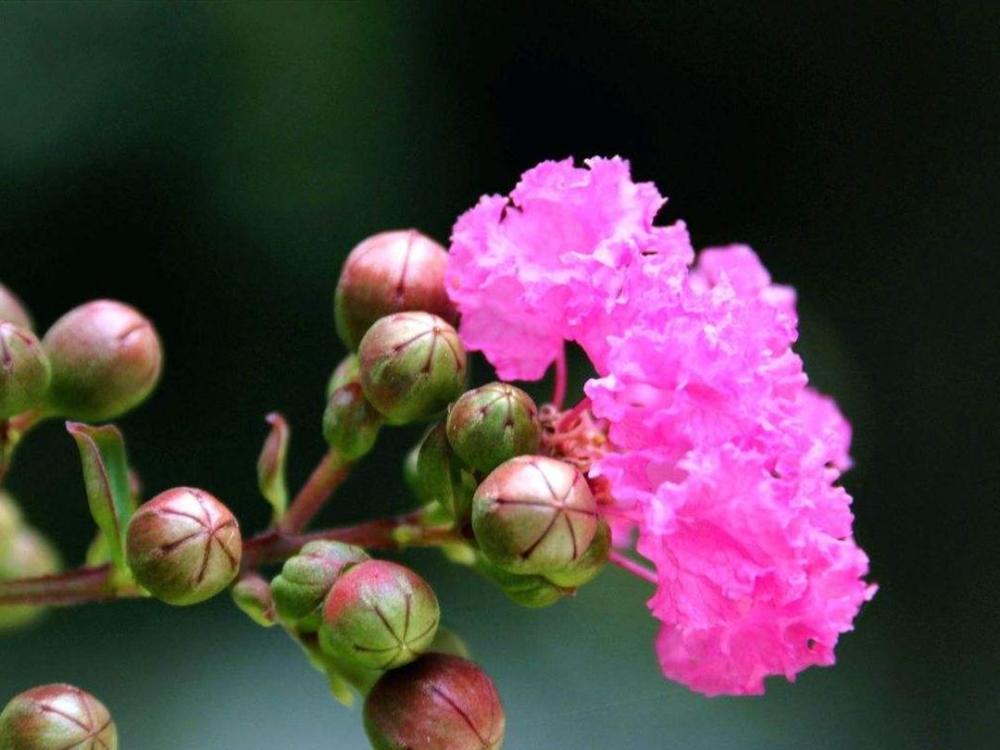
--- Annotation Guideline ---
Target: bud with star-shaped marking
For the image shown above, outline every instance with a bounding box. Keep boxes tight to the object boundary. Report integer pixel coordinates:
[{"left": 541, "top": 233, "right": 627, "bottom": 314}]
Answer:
[
  {"left": 334, "top": 230, "right": 456, "bottom": 350},
  {"left": 0, "top": 684, "right": 117, "bottom": 750},
  {"left": 472, "top": 456, "right": 598, "bottom": 576},
  {"left": 358, "top": 312, "right": 466, "bottom": 425},
  {"left": 319, "top": 559, "right": 439, "bottom": 671},
  {"left": 364, "top": 654, "right": 505, "bottom": 750},
  {"left": 126, "top": 487, "right": 242, "bottom": 606}
]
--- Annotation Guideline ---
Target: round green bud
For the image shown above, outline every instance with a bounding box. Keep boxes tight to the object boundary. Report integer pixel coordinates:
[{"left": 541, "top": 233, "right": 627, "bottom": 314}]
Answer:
[
  {"left": 544, "top": 518, "right": 611, "bottom": 588},
  {"left": 42, "top": 300, "right": 162, "bottom": 421},
  {"left": 0, "top": 323, "right": 51, "bottom": 420},
  {"left": 476, "top": 555, "right": 566, "bottom": 609},
  {"left": 364, "top": 654, "right": 506, "bottom": 750},
  {"left": 0, "top": 684, "right": 117, "bottom": 750},
  {"left": 0, "top": 527, "right": 60, "bottom": 629},
  {"left": 126, "top": 487, "right": 242, "bottom": 606},
  {"left": 359, "top": 312, "right": 466, "bottom": 425},
  {"left": 417, "top": 422, "right": 475, "bottom": 523},
  {"left": 326, "top": 354, "right": 361, "bottom": 399},
  {"left": 322, "top": 382, "right": 382, "bottom": 460},
  {"left": 472, "top": 456, "right": 598, "bottom": 575},
  {"left": 447, "top": 383, "right": 540, "bottom": 475},
  {"left": 0, "top": 282, "right": 32, "bottom": 330},
  {"left": 335, "top": 229, "right": 456, "bottom": 350},
  {"left": 320, "top": 559, "right": 439, "bottom": 671},
  {"left": 271, "top": 540, "right": 369, "bottom": 631}
]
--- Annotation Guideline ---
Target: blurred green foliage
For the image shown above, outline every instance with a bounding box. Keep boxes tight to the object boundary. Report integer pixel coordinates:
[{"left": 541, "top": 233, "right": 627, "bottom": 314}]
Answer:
[{"left": 0, "top": 2, "right": 996, "bottom": 748}]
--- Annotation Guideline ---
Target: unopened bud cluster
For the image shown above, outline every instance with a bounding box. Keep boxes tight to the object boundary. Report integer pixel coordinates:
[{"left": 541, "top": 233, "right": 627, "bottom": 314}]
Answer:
[{"left": 0, "top": 282, "right": 163, "bottom": 423}]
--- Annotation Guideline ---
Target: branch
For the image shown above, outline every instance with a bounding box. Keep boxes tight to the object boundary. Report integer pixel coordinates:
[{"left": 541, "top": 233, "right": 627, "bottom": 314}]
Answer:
[
  {"left": 0, "top": 512, "right": 460, "bottom": 607},
  {"left": 278, "top": 451, "right": 353, "bottom": 534},
  {"left": 0, "top": 565, "right": 126, "bottom": 607}
]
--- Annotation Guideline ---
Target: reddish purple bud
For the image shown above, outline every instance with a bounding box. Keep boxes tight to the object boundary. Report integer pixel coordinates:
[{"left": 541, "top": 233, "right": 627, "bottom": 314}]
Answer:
[
  {"left": 359, "top": 312, "right": 466, "bottom": 425},
  {"left": 364, "top": 654, "right": 505, "bottom": 750},
  {"left": 126, "top": 487, "right": 242, "bottom": 606},
  {"left": 320, "top": 559, "right": 439, "bottom": 671},
  {"left": 335, "top": 229, "right": 456, "bottom": 350},
  {"left": 0, "top": 283, "right": 32, "bottom": 330},
  {"left": 472, "top": 456, "right": 598, "bottom": 575},
  {"left": 0, "top": 323, "right": 51, "bottom": 419},
  {"left": 42, "top": 300, "right": 162, "bottom": 421},
  {"left": 0, "top": 684, "right": 117, "bottom": 749}
]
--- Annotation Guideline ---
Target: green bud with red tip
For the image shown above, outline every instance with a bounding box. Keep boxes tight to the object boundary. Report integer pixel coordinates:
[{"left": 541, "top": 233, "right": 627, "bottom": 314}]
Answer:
[
  {"left": 0, "top": 684, "right": 117, "bottom": 750},
  {"left": 417, "top": 423, "right": 475, "bottom": 523},
  {"left": 0, "top": 282, "right": 32, "bottom": 330},
  {"left": 335, "top": 229, "right": 456, "bottom": 350},
  {"left": 0, "top": 323, "right": 51, "bottom": 420},
  {"left": 126, "top": 487, "right": 242, "bottom": 606},
  {"left": 359, "top": 312, "right": 466, "bottom": 425},
  {"left": 42, "top": 300, "right": 162, "bottom": 421},
  {"left": 319, "top": 559, "right": 439, "bottom": 671},
  {"left": 364, "top": 654, "right": 506, "bottom": 750},
  {"left": 472, "top": 456, "right": 598, "bottom": 575},
  {"left": 447, "top": 383, "right": 540, "bottom": 475},
  {"left": 0, "top": 526, "right": 61, "bottom": 629},
  {"left": 271, "top": 540, "right": 369, "bottom": 631}
]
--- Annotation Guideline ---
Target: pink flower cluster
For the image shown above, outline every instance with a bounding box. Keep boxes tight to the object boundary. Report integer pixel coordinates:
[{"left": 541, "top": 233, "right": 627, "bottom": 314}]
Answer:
[{"left": 446, "top": 157, "right": 875, "bottom": 696}]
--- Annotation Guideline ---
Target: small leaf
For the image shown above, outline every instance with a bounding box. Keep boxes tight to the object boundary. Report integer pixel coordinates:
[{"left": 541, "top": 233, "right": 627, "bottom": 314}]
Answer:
[
  {"left": 257, "top": 413, "right": 290, "bottom": 521},
  {"left": 67, "top": 422, "right": 135, "bottom": 572}
]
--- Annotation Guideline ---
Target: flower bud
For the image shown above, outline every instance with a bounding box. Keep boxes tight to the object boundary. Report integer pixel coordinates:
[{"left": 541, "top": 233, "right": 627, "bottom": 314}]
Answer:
[
  {"left": 544, "top": 518, "right": 611, "bottom": 588},
  {"left": 271, "top": 540, "right": 369, "bottom": 631},
  {"left": 0, "top": 526, "right": 60, "bottom": 629},
  {"left": 0, "top": 323, "right": 51, "bottom": 420},
  {"left": 416, "top": 423, "right": 475, "bottom": 523},
  {"left": 359, "top": 312, "right": 466, "bottom": 425},
  {"left": 472, "top": 456, "right": 598, "bottom": 575},
  {"left": 326, "top": 354, "right": 361, "bottom": 398},
  {"left": 335, "top": 229, "right": 456, "bottom": 350},
  {"left": 447, "top": 383, "right": 540, "bottom": 475},
  {"left": 364, "top": 654, "right": 505, "bottom": 750},
  {"left": 231, "top": 574, "right": 277, "bottom": 628},
  {"left": 0, "top": 282, "right": 32, "bottom": 330},
  {"left": 0, "top": 684, "right": 117, "bottom": 750},
  {"left": 323, "top": 382, "right": 382, "bottom": 460},
  {"left": 42, "top": 300, "right": 162, "bottom": 421},
  {"left": 320, "top": 559, "right": 439, "bottom": 671},
  {"left": 126, "top": 487, "right": 242, "bottom": 606}
]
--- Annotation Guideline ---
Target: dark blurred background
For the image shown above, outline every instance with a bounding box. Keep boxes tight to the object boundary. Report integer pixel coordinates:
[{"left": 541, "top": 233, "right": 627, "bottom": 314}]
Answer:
[{"left": 1, "top": 2, "right": 996, "bottom": 748}]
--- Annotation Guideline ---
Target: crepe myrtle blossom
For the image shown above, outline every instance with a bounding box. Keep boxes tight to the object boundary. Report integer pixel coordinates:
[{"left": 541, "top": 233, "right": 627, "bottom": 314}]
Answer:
[
  {"left": 446, "top": 156, "right": 693, "bottom": 380},
  {"left": 446, "top": 159, "right": 875, "bottom": 696}
]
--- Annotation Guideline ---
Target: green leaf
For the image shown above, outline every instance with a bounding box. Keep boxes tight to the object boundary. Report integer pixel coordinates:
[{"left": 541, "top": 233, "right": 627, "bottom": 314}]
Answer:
[
  {"left": 257, "top": 412, "right": 290, "bottom": 521},
  {"left": 67, "top": 422, "right": 135, "bottom": 572}
]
